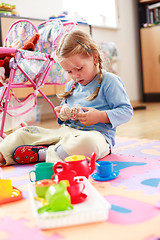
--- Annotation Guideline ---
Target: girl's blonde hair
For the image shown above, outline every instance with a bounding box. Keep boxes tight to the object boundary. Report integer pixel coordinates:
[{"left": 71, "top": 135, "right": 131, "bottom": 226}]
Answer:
[{"left": 56, "top": 29, "right": 103, "bottom": 101}]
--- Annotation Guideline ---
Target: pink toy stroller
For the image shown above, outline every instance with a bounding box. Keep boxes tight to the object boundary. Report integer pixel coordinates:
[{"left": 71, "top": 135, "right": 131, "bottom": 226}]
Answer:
[{"left": 0, "top": 19, "right": 77, "bottom": 138}]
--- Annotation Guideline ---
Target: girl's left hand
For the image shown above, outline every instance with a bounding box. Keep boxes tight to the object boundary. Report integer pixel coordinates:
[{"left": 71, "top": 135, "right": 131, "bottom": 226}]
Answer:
[{"left": 77, "top": 107, "right": 109, "bottom": 126}]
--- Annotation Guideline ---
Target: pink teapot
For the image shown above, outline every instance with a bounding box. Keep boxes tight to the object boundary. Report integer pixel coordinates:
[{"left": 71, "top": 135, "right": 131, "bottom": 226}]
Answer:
[{"left": 53, "top": 152, "right": 96, "bottom": 179}]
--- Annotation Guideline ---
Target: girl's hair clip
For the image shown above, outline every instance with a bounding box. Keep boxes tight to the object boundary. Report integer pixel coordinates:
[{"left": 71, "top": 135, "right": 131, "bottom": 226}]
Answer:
[
  {"left": 71, "top": 82, "right": 77, "bottom": 89},
  {"left": 97, "top": 83, "right": 101, "bottom": 88},
  {"left": 76, "top": 40, "right": 91, "bottom": 53}
]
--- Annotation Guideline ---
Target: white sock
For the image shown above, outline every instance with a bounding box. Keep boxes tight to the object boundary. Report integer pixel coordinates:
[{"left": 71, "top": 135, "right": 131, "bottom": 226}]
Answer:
[{"left": 39, "top": 148, "right": 47, "bottom": 162}]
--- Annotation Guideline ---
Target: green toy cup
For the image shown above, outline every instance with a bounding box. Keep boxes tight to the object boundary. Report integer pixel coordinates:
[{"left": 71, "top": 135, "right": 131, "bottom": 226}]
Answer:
[
  {"left": 29, "top": 162, "right": 54, "bottom": 182},
  {"left": 45, "top": 181, "right": 73, "bottom": 212}
]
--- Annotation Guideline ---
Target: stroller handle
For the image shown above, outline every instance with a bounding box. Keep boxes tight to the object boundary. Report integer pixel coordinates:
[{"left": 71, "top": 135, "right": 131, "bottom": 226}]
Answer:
[{"left": 0, "top": 47, "right": 16, "bottom": 55}]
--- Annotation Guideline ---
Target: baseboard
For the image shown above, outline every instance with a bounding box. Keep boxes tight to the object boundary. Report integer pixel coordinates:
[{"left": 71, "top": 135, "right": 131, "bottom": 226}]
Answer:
[
  {"left": 131, "top": 100, "right": 147, "bottom": 110},
  {"left": 143, "top": 93, "right": 160, "bottom": 102}
]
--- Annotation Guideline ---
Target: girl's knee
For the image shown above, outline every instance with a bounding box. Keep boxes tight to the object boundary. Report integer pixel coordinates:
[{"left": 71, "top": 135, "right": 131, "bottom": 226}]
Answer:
[
  {"left": 63, "top": 132, "right": 95, "bottom": 147},
  {"left": 61, "top": 133, "right": 97, "bottom": 156}
]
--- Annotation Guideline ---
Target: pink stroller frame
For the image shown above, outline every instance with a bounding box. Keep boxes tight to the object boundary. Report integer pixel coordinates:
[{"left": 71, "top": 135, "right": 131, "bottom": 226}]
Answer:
[{"left": 0, "top": 19, "right": 77, "bottom": 138}]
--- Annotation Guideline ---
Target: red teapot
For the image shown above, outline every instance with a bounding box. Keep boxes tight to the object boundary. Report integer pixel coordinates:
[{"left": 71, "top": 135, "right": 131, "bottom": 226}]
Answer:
[{"left": 53, "top": 152, "right": 96, "bottom": 179}]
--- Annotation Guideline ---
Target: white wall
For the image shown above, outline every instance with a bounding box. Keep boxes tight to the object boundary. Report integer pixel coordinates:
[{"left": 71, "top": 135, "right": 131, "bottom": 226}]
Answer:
[
  {"left": 6, "top": 0, "right": 141, "bottom": 101},
  {"left": 2, "top": 0, "right": 62, "bottom": 19},
  {"left": 92, "top": 0, "right": 142, "bottom": 101}
]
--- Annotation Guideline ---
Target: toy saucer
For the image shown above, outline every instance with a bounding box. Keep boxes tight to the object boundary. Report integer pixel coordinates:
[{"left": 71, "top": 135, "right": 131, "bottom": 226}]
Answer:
[
  {"left": 91, "top": 171, "right": 119, "bottom": 182},
  {"left": 71, "top": 193, "right": 87, "bottom": 204},
  {"left": 0, "top": 186, "right": 23, "bottom": 205}
]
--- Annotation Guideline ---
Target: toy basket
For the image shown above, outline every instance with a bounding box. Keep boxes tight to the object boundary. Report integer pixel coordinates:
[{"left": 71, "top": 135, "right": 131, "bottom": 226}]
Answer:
[{"left": 28, "top": 176, "right": 110, "bottom": 229}]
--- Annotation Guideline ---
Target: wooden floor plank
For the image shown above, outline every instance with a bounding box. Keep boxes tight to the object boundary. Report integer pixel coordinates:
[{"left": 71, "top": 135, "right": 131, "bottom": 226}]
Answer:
[{"left": 35, "top": 102, "right": 160, "bottom": 141}]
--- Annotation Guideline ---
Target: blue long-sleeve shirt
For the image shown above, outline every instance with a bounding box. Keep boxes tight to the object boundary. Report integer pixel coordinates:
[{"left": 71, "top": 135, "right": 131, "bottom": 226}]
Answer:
[{"left": 60, "top": 70, "right": 133, "bottom": 151}]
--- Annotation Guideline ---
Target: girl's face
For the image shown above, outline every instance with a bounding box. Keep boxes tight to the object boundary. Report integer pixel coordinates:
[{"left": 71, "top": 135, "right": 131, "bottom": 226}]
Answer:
[{"left": 60, "top": 54, "right": 99, "bottom": 86}]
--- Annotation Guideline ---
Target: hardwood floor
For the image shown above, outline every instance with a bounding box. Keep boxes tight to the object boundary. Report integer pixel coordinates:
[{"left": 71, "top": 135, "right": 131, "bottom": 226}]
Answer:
[
  {"left": 35, "top": 102, "right": 160, "bottom": 141},
  {"left": 116, "top": 102, "right": 160, "bottom": 140}
]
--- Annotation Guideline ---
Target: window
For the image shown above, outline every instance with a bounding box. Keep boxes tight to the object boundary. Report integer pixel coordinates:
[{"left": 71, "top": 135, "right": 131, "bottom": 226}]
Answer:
[{"left": 62, "top": 0, "right": 118, "bottom": 28}]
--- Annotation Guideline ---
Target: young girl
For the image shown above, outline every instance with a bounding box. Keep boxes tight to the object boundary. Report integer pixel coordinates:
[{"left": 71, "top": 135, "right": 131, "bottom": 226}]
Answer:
[{"left": 0, "top": 29, "right": 133, "bottom": 166}]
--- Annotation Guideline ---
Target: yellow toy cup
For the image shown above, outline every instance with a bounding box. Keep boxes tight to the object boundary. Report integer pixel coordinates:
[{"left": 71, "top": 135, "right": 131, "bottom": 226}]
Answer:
[{"left": 0, "top": 179, "right": 13, "bottom": 199}]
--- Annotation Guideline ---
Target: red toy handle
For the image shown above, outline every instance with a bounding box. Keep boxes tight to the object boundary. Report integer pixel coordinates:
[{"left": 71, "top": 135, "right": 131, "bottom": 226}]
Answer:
[{"left": 53, "top": 161, "right": 68, "bottom": 174}]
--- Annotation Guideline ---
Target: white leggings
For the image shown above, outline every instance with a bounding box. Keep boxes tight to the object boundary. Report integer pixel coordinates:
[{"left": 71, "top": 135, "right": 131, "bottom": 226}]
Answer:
[{"left": 0, "top": 125, "right": 110, "bottom": 165}]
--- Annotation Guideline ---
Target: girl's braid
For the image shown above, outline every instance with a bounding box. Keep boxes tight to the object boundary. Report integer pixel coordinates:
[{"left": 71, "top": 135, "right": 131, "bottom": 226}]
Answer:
[
  {"left": 57, "top": 81, "right": 76, "bottom": 100},
  {"left": 86, "top": 54, "right": 103, "bottom": 101}
]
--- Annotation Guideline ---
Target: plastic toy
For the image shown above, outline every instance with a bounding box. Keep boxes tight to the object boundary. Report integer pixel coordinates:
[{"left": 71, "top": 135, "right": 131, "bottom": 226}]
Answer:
[
  {"left": 91, "top": 160, "right": 119, "bottom": 181},
  {"left": 91, "top": 171, "right": 119, "bottom": 181},
  {"left": 37, "top": 181, "right": 73, "bottom": 214},
  {"left": 28, "top": 176, "right": 110, "bottom": 229},
  {"left": 0, "top": 19, "right": 77, "bottom": 137},
  {"left": 53, "top": 152, "right": 96, "bottom": 179},
  {"left": 67, "top": 179, "right": 87, "bottom": 204},
  {"left": 29, "top": 162, "right": 54, "bottom": 182},
  {"left": 0, "top": 33, "right": 40, "bottom": 79},
  {"left": 35, "top": 179, "right": 56, "bottom": 198},
  {"left": 96, "top": 161, "right": 113, "bottom": 177},
  {"left": 0, "top": 60, "right": 5, "bottom": 86},
  {"left": 51, "top": 168, "right": 76, "bottom": 185},
  {"left": 0, "top": 179, "right": 12, "bottom": 199},
  {"left": 0, "top": 3, "right": 16, "bottom": 10},
  {"left": 51, "top": 166, "right": 87, "bottom": 204},
  {"left": 0, "top": 179, "right": 23, "bottom": 204}
]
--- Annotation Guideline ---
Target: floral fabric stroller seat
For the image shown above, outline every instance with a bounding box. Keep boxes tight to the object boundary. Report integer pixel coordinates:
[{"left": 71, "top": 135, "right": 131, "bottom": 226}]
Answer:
[{"left": 0, "top": 19, "right": 76, "bottom": 137}]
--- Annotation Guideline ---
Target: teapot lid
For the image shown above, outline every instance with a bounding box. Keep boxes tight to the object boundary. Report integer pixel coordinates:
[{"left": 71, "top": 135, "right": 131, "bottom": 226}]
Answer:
[{"left": 65, "top": 155, "right": 86, "bottom": 162}]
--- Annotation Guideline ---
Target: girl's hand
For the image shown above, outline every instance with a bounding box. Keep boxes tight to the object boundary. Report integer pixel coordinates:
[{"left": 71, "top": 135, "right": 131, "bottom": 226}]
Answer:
[
  {"left": 77, "top": 107, "right": 110, "bottom": 126},
  {"left": 55, "top": 106, "right": 62, "bottom": 115},
  {"left": 55, "top": 106, "right": 64, "bottom": 121},
  {"left": 55, "top": 105, "right": 71, "bottom": 121}
]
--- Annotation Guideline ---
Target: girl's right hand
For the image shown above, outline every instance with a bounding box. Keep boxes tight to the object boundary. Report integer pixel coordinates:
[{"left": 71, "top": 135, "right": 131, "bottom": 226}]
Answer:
[
  {"left": 55, "top": 105, "right": 70, "bottom": 121},
  {"left": 55, "top": 106, "right": 64, "bottom": 121},
  {"left": 55, "top": 106, "right": 62, "bottom": 115}
]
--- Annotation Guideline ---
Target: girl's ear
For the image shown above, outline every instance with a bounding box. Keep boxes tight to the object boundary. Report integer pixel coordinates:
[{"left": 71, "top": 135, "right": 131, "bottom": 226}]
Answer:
[{"left": 93, "top": 53, "right": 99, "bottom": 65}]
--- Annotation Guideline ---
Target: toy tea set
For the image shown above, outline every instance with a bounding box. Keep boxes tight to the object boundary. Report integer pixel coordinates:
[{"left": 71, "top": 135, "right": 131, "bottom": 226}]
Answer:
[
  {"left": 0, "top": 151, "right": 118, "bottom": 228},
  {"left": 28, "top": 152, "right": 118, "bottom": 229},
  {"left": 29, "top": 152, "right": 97, "bottom": 213}
]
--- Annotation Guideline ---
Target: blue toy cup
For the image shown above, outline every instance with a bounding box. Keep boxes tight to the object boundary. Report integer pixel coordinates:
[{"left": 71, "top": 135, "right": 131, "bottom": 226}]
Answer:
[{"left": 96, "top": 161, "right": 113, "bottom": 178}]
